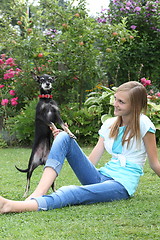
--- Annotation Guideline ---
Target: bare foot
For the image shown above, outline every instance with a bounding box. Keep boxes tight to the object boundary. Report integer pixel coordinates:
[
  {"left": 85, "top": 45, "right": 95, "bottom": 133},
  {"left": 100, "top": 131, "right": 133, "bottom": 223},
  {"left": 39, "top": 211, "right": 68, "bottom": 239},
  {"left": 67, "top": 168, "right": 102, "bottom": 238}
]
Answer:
[
  {"left": 0, "top": 196, "right": 11, "bottom": 214},
  {"left": 0, "top": 195, "right": 38, "bottom": 213}
]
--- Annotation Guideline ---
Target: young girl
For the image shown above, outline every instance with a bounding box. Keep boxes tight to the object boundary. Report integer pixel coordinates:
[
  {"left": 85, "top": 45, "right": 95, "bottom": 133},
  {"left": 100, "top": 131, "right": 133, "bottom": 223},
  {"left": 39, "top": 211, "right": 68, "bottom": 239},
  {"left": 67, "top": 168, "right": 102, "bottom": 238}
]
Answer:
[{"left": 0, "top": 81, "right": 160, "bottom": 213}]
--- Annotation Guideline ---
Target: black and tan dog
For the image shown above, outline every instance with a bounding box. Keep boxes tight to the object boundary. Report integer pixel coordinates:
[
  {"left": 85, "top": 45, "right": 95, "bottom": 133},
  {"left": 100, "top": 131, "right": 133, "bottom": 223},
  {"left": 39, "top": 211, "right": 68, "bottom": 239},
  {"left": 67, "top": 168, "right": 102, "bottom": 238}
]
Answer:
[{"left": 15, "top": 72, "right": 75, "bottom": 197}]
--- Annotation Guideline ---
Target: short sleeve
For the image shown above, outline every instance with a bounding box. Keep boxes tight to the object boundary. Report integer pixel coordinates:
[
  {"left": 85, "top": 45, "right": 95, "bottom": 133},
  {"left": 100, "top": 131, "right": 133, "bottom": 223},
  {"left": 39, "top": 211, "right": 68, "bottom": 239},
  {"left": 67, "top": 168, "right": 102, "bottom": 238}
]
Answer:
[
  {"left": 140, "top": 114, "right": 156, "bottom": 138},
  {"left": 148, "top": 127, "right": 156, "bottom": 133},
  {"left": 98, "top": 117, "right": 117, "bottom": 138}
]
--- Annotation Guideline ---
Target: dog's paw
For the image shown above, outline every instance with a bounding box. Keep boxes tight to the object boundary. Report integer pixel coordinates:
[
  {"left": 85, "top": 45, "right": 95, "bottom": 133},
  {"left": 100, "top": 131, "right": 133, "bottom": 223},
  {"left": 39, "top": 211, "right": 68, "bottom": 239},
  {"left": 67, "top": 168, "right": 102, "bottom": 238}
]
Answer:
[{"left": 69, "top": 133, "right": 77, "bottom": 139}]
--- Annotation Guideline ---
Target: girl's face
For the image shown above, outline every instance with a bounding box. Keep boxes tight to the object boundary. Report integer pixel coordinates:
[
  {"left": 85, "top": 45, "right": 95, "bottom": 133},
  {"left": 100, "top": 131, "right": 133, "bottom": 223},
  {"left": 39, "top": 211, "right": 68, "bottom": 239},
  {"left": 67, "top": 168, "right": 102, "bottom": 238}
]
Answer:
[{"left": 113, "top": 91, "right": 132, "bottom": 118}]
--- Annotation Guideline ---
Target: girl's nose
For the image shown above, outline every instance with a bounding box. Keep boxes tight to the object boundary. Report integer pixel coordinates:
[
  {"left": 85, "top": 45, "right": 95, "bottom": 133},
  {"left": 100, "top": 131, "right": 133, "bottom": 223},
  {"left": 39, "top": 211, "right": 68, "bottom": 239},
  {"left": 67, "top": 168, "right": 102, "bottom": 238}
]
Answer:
[{"left": 114, "top": 100, "right": 118, "bottom": 107}]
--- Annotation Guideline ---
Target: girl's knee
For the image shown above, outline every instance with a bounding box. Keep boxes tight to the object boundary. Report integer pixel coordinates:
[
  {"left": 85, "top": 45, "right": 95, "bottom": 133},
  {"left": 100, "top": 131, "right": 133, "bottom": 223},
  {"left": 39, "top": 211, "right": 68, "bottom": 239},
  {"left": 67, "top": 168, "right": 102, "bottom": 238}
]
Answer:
[{"left": 55, "top": 131, "right": 70, "bottom": 144}]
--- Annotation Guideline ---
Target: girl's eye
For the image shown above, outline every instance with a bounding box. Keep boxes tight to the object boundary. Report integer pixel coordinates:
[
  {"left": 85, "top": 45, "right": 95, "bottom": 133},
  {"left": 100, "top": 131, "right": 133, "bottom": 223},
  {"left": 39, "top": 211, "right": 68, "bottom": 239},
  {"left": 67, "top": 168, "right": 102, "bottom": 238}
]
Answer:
[{"left": 114, "top": 95, "right": 125, "bottom": 104}]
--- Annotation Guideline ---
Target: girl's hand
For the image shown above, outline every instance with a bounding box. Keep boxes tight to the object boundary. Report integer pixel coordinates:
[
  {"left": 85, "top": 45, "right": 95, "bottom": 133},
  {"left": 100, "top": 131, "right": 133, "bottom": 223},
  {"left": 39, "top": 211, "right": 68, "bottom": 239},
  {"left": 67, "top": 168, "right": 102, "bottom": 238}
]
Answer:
[
  {"left": 50, "top": 122, "right": 68, "bottom": 138},
  {"left": 50, "top": 127, "right": 62, "bottom": 138}
]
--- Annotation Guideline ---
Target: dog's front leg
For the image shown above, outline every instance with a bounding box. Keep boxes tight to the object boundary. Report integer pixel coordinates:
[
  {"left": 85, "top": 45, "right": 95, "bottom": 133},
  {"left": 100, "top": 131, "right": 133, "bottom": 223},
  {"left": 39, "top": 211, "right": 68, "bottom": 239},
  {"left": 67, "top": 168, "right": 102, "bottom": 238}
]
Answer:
[
  {"left": 49, "top": 122, "right": 58, "bottom": 131},
  {"left": 49, "top": 122, "right": 76, "bottom": 139},
  {"left": 60, "top": 124, "right": 76, "bottom": 139}
]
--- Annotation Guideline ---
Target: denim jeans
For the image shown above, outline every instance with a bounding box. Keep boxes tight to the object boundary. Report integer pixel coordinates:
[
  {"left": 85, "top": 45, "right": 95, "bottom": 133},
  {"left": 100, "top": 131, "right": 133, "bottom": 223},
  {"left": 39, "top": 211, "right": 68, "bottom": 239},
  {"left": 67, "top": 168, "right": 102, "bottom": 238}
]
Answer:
[{"left": 33, "top": 132, "right": 129, "bottom": 211}]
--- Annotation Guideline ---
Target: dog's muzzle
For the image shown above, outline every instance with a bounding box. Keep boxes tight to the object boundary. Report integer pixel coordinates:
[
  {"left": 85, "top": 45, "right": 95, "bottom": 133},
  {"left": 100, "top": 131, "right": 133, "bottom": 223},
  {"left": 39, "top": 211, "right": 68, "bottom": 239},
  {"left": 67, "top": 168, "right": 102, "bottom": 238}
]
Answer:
[{"left": 42, "top": 82, "right": 52, "bottom": 90}]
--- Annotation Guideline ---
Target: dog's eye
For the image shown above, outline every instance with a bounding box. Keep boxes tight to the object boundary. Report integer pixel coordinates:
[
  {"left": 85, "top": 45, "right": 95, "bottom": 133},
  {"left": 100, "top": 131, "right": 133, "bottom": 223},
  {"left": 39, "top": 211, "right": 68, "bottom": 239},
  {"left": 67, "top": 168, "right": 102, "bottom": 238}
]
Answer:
[
  {"left": 39, "top": 78, "right": 45, "bottom": 83},
  {"left": 48, "top": 77, "right": 53, "bottom": 82}
]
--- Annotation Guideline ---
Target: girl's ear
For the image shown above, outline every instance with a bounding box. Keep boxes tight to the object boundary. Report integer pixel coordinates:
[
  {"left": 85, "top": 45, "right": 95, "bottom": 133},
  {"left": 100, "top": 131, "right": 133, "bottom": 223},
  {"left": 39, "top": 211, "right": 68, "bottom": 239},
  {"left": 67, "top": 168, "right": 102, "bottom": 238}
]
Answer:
[{"left": 30, "top": 71, "right": 40, "bottom": 82}]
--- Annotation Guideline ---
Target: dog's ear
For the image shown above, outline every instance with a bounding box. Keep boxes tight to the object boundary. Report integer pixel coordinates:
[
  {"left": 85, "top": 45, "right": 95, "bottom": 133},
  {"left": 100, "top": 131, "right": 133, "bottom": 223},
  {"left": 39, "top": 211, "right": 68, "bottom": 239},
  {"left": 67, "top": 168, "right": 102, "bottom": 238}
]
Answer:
[
  {"left": 50, "top": 76, "right": 56, "bottom": 82},
  {"left": 31, "top": 71, "right": 40, "bottom": 82}
]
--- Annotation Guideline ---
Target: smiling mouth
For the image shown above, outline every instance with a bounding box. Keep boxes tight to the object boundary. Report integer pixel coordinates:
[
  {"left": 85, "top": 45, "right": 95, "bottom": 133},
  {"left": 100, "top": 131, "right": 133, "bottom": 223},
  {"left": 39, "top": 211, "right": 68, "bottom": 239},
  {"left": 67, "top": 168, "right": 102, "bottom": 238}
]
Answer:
[{"left": 114, "top": 107, "right": 120, "bottom": 111}]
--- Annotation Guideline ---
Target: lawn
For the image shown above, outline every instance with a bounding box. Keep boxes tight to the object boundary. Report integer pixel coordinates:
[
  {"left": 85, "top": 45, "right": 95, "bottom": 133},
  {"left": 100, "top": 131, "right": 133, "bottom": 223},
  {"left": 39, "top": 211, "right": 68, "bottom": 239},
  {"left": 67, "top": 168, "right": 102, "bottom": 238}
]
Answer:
[{"left": 0, "top": 147, "right": 160, "bottom": 240}]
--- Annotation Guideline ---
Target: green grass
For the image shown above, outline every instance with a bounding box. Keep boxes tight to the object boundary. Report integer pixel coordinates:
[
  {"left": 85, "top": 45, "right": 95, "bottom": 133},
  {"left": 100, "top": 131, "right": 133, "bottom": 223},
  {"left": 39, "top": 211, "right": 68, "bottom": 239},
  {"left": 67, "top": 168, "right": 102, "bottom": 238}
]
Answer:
[{"left": 0, "top": 147, "right": 160, "bottom": 240}]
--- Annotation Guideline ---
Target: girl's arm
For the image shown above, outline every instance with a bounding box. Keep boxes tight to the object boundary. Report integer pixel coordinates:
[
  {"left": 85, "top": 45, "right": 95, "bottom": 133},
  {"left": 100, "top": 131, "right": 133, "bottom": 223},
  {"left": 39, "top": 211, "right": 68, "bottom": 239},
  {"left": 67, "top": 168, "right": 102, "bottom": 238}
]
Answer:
[
  {"left": 143, "top": 132, "right": 160, "bottom": 177},
  {"left": 88, "top": 136, "right": 105, "bottom": 165}
]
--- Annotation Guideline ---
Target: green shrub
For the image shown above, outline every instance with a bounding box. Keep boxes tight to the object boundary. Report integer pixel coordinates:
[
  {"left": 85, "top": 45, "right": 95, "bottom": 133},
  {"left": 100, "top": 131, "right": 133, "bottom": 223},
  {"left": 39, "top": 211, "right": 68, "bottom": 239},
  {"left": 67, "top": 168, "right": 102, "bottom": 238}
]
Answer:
[
  {"left": 6, "top": 98, "right": 37, "bottom": 146},
  {"left": 0, "top": 133, "right": 8, "bottom": 148},
  {"left": 60, "top": 103, "right": 102, "bottom": 145},
  {"left": 5, "top": 84, "right": 160, "bottom": 147},
  {"left": 84, "top": 85, "right": 115, "bottom": 123}
]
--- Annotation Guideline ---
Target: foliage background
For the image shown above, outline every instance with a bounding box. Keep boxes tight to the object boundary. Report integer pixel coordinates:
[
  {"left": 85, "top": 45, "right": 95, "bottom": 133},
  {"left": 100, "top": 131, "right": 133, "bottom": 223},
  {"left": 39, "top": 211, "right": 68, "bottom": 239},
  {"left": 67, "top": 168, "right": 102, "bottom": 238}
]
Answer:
[{"left": 0, "top": 0, "right": 160, "bottom": 146}]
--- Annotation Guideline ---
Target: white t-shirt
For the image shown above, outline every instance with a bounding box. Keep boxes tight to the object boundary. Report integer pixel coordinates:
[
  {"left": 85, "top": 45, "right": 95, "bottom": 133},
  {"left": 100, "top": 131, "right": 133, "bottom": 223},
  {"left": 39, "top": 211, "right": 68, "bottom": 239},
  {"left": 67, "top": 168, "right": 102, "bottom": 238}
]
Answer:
[{"left": 98, "top": 114, "right": 156, "bottom": 196}]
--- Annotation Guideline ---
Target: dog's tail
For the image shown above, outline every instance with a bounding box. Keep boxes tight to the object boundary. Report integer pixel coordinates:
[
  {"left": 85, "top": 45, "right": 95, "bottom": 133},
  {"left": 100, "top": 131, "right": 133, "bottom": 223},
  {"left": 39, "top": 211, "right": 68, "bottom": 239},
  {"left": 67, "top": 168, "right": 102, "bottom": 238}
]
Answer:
[{"left": 15, "top": 165, "right": 29, "bottom": 173}]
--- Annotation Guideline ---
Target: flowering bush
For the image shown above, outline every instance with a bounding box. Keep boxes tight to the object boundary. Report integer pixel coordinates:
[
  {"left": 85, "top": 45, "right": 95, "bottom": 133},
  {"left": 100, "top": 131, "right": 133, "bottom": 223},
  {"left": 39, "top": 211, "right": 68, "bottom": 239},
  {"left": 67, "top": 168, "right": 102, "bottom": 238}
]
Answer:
[
  {"left": 0, "top": 54, "right": 21, "bottom": 127},
  {"left": 108, "top": 0, "right": 160, "bottom": 33},
  {"left": 140, "top": 77, "right": 160, "bottom": 141},
  {"left": 140, "top": 77, "right": 160, "bottom": 103},
  {"left": 97, "top": 1, "right": 160, "bottom": 86}
]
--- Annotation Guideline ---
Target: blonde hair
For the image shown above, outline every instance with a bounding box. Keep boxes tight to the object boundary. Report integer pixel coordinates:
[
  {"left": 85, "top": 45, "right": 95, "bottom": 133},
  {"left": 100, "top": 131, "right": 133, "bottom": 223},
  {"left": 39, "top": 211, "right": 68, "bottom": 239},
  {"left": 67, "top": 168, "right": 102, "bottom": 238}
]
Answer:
[{"left": 109, "top": 81, "right": 147, "bottom": 146}]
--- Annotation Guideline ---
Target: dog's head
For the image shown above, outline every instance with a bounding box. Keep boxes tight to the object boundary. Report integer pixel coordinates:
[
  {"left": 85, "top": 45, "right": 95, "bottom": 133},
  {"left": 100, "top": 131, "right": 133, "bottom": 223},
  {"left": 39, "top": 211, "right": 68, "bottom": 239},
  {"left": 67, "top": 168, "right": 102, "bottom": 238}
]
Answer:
[{"left": 31, "top": 72, "right": 55, "bottom": 91}]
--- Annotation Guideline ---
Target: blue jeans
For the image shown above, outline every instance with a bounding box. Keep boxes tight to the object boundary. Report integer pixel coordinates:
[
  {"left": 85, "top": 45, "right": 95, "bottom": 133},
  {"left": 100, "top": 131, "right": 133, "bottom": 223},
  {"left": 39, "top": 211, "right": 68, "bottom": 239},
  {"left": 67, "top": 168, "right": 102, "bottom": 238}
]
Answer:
[{"left": 33, "top": 132, "right": 129, "bottom": 211}]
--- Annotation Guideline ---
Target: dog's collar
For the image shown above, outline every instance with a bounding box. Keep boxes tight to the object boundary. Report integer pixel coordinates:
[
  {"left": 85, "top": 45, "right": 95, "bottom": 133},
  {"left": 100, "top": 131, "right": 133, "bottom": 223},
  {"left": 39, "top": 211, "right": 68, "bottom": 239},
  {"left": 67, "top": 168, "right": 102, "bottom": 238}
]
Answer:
[{"left": 38, "top": 94, "right": 53, "bottom": 99}]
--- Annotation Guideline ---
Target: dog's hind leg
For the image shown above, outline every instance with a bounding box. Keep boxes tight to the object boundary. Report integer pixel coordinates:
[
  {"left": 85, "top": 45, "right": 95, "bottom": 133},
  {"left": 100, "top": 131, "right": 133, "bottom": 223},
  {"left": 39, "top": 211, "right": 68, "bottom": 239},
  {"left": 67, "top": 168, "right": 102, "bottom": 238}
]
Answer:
[
  {"left": 23, "top": 164, "right": 37, "bottom": 198},
  {"left": 23, "top": 178, "right": 31, "bottom": 198},
  {"left": 23, "top": 141, "right": 52, "bottom": 197},
  {"left": 24, "top": 163, "right": 55, "bottom": 198}
]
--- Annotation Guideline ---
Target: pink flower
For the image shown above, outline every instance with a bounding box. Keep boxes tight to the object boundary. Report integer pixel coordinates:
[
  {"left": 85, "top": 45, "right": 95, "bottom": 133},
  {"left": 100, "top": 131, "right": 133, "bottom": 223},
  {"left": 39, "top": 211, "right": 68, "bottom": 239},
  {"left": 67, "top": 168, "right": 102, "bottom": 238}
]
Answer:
[
  {"left": 140, "top": 77, "right": 146, "bottom": 84},
  {"left": 126, "top": 1, "right": 131, "bottom": 6},
  {"left": 131, "top": 25, "right": 137, "bottom": 29},
  {"left": 145, "top": 80, "right": 151, "bottom": 86},
  {"left": 10, "top": 97, "right": 18, "bottom": 106},
  {"left": 1, "top": 99, "right": 9, "bottom": 106},
  {"left": 11, "top": 100, "right": 18, "bottom": 106},
  {"left": 140, "top": 77, "right": 151, "bottom": 87},
  {"left": 15, "top": 68, "right": 22, "bottom": 73},
  {"left": 0, "top": 85, "right": 5, "bottom": 88},
  {"left": 3, "top": 72, "right": 14, "bottom": 79},
  {"left": 9, "top": 90, "right": 16, "bottom": 96},
  {"left": 5, "top": 58, "right": 15, "bottom": 66},
  {"left": 155, "top": 92, "right": 160, "bottom": 97},
  {"left": 1, "top": 54, "right": 6, "bottom": 58},
  {"left": 135, "top": 7, "right": 141, "bottom": 11},
  {"left": 0, "top": 59, "right": 4, "bottom": 65},
  {"left": 3, "top": 69, "right": 16, "bottom": 79}
]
